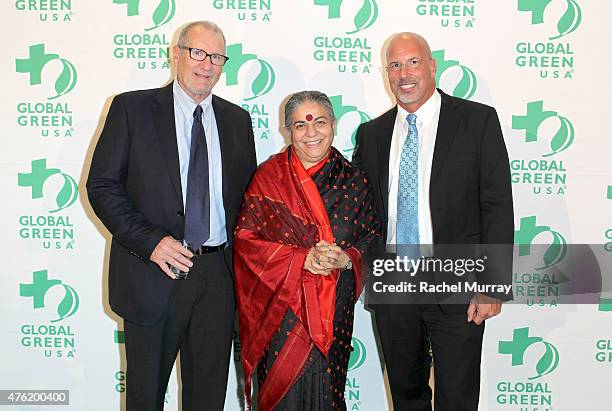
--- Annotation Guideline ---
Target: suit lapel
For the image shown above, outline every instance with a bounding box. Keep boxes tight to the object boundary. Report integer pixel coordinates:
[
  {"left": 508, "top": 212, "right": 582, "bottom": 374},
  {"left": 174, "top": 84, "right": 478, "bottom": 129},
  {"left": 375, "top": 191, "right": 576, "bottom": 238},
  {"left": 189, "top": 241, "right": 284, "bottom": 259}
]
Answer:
[
  {"left": 430, "top": 90, "right": 463, "bottom": 184},
  {"left": 378, "top": 107, "right": 396, "bottom": 220},
  {"left": 212, "top": 96, "right": 232, "bottom": 207},
  {"left": 153, "top": 82, "right": 183, "bottom": 206}
]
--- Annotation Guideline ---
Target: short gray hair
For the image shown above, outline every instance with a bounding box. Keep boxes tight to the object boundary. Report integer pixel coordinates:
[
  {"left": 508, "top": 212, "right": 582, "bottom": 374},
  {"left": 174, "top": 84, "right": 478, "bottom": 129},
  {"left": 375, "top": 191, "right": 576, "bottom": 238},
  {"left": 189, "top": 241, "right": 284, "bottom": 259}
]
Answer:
[
  {"left": 178, "top": 21, "right": 226, "bottom": 47},
  {"left": 284, "top": 90, "right": 336, "bottom": 130}
]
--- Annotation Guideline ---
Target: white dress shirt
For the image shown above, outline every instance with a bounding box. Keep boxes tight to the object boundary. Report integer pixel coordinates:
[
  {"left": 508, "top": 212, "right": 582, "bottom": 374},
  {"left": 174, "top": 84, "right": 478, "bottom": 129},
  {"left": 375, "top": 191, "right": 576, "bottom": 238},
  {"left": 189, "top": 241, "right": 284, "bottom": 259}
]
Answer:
[
  {"left": 387, "top": 90, "right": 442, "bottom": 246},
  {"left": 173, "top": 81, "right": 227, "bottom": 246}
]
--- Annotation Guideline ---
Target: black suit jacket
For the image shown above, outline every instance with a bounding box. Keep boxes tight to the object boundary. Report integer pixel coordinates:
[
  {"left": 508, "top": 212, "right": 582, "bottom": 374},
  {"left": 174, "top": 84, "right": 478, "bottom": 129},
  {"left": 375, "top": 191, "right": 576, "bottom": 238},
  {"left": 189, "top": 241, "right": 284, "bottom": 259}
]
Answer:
[
  {"left": 354, "top": 89, "right": 514, "bottom": 312},
  {"left": 87, "top": 82, "right": 257, "bottom": 325}
]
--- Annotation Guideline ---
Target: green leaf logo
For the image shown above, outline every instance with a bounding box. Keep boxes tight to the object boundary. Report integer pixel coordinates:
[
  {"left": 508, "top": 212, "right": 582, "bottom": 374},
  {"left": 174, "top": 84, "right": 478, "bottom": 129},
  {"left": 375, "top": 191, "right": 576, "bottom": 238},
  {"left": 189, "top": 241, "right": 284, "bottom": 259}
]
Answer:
[
  {"left": 499, "top": 328, "right": 560, "bottom": 379},
  {"left": 514, "top": 216, "right": 568, "bottom": 269},
  {"left": 52, "top": 284, "right": 79, "bottom": 323},
  {"left": 20, "top": 271, "right": 79, "bottom": 322},
  {"left": 329, "top": 95, "right": 371, "bottom": 153},
  {"left": 550, "top": 0, "right": 582, "bottom": 40},
  {"left": 223, "top": 44, "right": 275, "bottom": 100},
  {"left": 50, "top": 58, "right": 77, "bottom": 101},
  {"left": 145, "top": 0, "right": 175, "bottom": 31},
  {"left": 245, "top": 59, "right": 275, "bottom": 101},
  {"left": 531, "top": 342, "right": 560, "bottom": 379},
  {"left": 434, "top": 50, "right": 478, "bottom": 100},
  {"left": 543, "top": 115, "right": 574, "bottom": 157},
  {"left": 453, "top": 66, "right": 477, "bottom": 100},
  {"left": 50, "top": 173, "right": 79, "bottom": 213},
  {"left": 537, "top": 230, "right": 567, "bottom": 270},
  {"left": 347, "top": 0, "right": 378, "bottom": 35},
  {"left": 18, "top": 159, "right": 80, "bottom": 213},
  {"left": 15, "top": 44, "right": 77, "bottom": 99}
]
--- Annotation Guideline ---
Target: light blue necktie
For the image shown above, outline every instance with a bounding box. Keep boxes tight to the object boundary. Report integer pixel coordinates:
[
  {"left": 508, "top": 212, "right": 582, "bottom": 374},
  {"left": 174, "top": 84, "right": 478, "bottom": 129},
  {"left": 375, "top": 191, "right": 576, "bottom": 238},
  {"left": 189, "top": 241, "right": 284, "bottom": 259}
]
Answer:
[{"left": 397, "top": 113, "right": 419, "bottom": 246}]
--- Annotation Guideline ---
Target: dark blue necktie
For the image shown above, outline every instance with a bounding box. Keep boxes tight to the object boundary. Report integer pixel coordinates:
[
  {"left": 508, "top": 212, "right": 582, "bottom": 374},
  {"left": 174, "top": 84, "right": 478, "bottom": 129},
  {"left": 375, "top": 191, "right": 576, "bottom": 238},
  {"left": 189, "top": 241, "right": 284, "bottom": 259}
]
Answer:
[{"left": 184, "top": 105, "right": 210, "bottom": 247}]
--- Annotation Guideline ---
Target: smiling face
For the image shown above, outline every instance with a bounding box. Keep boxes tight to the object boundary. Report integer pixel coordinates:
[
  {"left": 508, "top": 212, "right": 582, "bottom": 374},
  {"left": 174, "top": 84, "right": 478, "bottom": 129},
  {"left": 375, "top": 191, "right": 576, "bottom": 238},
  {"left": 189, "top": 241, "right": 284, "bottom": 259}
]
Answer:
[
  {"left": 173, "top": 25, "right": 225, "bottom": 103},
  {"left": 289, "top": 101, "right": 335, "bottom": 169},
  {"left": 386, "top": 33, "right": 437, "bottom": 113}
]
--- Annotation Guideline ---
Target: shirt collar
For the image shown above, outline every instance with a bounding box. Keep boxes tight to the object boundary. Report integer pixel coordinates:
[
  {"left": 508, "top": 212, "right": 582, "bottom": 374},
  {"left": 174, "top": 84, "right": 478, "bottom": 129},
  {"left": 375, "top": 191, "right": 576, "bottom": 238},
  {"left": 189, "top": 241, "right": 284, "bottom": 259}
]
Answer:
[
  {"left": 395, "top": 89, "right": 441, "bottom": 128},
  {"left": 173, "top": 80, "right": 213, "bottom": 119}
]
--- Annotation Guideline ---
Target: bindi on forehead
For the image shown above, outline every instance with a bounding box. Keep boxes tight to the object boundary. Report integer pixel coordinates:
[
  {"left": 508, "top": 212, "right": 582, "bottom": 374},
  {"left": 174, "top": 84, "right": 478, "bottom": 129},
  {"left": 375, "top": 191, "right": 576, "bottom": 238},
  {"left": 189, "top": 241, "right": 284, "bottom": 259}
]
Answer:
[{"left": 305, "top": 114, "right": 313, "bottom": 121}]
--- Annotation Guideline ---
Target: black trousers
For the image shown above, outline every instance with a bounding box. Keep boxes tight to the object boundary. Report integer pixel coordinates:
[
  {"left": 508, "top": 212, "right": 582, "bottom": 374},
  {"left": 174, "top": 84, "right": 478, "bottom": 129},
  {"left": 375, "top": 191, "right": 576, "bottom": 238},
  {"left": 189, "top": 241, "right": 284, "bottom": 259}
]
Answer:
[
  {"left": 374, "top": 304, "right": 485, "bottom": 411},
  {"left": 123, "top": 249, "right": 235, "bottom": 411}
]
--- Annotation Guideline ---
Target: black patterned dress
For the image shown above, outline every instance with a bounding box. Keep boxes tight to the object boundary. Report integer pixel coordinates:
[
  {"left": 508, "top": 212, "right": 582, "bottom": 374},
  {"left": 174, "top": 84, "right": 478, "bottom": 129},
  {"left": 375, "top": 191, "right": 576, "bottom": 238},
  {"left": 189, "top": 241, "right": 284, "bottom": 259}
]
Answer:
[{"left": 256, "top": 149, "right": 380, "bottom": 410}]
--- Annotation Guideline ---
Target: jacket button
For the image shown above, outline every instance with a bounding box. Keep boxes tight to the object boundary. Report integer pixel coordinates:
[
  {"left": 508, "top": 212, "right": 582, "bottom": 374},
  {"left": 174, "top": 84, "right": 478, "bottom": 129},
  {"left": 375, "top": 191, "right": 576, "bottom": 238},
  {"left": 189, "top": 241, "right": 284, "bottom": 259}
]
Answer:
[{"left": 177, "top": 210, "right": 184, "bottom": 217}]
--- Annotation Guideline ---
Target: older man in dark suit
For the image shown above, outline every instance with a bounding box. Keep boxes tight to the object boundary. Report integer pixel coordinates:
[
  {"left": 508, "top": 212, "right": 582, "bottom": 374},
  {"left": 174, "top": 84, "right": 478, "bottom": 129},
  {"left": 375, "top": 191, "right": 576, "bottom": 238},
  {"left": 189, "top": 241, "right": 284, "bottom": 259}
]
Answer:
[
  {"left": 353, "top": 33, "right": 513, "bottom": 411},
  {"left": 87, "top": 21, "right": 256, "bottom": 411}
]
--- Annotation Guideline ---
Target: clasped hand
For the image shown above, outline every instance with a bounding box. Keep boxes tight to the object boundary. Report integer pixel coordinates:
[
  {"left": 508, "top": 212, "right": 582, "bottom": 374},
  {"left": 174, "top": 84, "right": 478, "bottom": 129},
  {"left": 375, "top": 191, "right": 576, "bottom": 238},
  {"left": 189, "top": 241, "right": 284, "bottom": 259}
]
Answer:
[{"left": 304, "top": 240, "right": 350, "bottom": 275}]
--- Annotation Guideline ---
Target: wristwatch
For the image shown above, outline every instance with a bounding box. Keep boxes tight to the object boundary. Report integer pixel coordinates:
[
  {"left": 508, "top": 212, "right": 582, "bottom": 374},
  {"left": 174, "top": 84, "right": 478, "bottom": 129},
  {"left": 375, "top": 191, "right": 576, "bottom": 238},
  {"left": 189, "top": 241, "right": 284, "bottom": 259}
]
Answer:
[{"left": 344, "top": 259, "right": 352, "bottom": 270}]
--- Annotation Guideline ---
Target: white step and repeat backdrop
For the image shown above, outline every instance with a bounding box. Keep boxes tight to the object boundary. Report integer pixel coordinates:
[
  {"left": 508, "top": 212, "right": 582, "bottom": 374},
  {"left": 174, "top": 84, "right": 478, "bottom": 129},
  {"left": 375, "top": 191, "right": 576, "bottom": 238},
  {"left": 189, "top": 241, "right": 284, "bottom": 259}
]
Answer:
[{"left": 1, "top": 1, "right": 611, "bottom": 410}]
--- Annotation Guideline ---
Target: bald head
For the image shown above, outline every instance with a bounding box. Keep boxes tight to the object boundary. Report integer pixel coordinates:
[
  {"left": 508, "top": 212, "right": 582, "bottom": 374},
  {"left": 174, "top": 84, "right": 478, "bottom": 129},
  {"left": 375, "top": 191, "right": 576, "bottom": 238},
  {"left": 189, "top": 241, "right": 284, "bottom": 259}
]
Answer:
[
  {"left": 386, "top": 32, "right": 432, "bottom": 62},
  {"left": 385, "top": 32, "right": 437, "bottom": 113}
]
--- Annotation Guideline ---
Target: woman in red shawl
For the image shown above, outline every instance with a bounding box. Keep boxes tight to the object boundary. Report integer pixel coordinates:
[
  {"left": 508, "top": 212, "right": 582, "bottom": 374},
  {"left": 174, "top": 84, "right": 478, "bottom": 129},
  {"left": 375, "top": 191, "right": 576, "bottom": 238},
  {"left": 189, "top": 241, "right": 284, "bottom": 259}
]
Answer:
[{"left": 234, "top": 90, "right": 381, "bottom": 410}]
